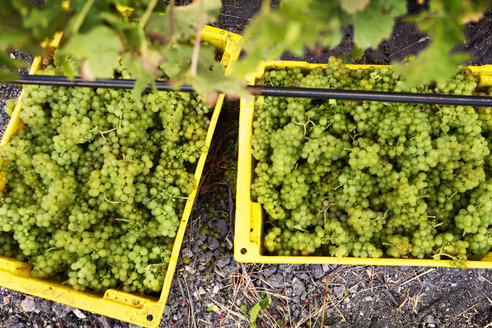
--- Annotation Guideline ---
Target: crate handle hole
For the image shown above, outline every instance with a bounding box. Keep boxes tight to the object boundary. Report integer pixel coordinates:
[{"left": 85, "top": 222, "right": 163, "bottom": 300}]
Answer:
[
  {"left": 147, "top": 314, "right": 153, "bottom": 321},
  {"left": 240, "top": 248, "right": 247, "bottom": 255}
]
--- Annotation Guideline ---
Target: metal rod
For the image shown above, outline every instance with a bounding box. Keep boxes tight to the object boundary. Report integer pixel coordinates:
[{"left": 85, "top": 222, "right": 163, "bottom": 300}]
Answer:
[{"left": 12, "top": 74, "right": 492, "bottom": 107}]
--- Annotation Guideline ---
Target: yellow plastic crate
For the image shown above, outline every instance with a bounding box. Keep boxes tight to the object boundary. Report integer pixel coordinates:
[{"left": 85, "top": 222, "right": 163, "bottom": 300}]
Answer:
[
  {"left": 0, "top": 25, "right": 241, "bottom": 327},
  {"left": 235, "top": 60, "right": 492, "bottom": 268}
]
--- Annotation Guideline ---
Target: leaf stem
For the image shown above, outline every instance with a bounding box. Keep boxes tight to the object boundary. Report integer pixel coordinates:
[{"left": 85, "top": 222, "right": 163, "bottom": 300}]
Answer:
[
  {"left": 169, "top": 0, "right": 175, "bottom": 39},
  {"left": 190, "top": 0, "right": 204, "bottom": 77},
  {"left": 71, "top": 0, "right": 95, "bottom": 35},
  {"left": 139, "top": 0, "right": 158, "bottom": 29}
]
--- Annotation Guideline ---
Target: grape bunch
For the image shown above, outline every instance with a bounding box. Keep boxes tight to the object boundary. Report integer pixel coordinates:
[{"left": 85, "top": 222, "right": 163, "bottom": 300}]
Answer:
[
  {"left": 253, "top": 57, "right": 492, "bottom": 266},
  {"left": 0, "top": 56, "right": 211, "bottom": 294}
]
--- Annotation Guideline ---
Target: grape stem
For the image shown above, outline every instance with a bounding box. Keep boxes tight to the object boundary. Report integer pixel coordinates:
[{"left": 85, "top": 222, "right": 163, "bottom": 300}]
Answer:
[
  {"left": 293, "top": 119, "right": 315, "bottom": 135},
  {"left": 104, "top": 193, "right": 121, "bottom": 204}
]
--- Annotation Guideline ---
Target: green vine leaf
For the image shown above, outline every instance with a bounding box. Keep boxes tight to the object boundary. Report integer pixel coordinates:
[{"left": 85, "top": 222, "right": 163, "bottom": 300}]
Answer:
[
  {"left": 59, "top": 25, "right": 123, "bottom": 79},
  {"left": 353, "top": 0, "right": 407, "bottom": 49},
  {"left": 339, "top": 0, "right": 370, "bottom": 14}
]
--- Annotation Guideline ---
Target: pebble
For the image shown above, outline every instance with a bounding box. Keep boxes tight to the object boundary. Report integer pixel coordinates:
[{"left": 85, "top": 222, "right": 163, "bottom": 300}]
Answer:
[
  {"left": 181, "top": 248, "right": 193, "bottom": 258},
  {"left": 262, "top": 266, "right": 277, "bottom": 277},
  {"left": 348, "top": 285, "right": 358, "bottom": 294},
  {"left": 97, "top": 316, "right": 111, "bottom": 328},
  {"left": 212, "top": 285, "right": 220, "bottom": 294},
  {"left": 199, "top": 251, "right": 213, "bottom": 264},
  {"left": 20, "top": 297, "right": 38, "bottom": 313},
  {"left": 333, "top": 285, "right": 346, "bottom": 298},
  {"left": 292, "top": 278, "right": 306, "bottom": 296},
  {"left": 322, "top": 264, "right": 330, "bottom": 272},
  {"left": 3, "top": 295, "right": 11, "bottom": 305},
  {"left": 215, "top": 257, "right": 231, "bottom": 269},
  {"left": 207, "top": 237, "right": 220, "bottom": 251},
  {"left": 53, "top": 303, "right": 71, "bottom": 317},
  {"left": 267, "top": 276, "right": 285, "bottom": 289},
  {"left": 198, "top": 287, "right": 206, "bottom": 295},
  {"left": 363, "top": 296, "right": 373, "bottom": 302},
  {"left": 72, "top": 308, "right": 87, "bottom": 319},
  {"left": 425, "top": 315, "right": 435, "bottom": 324},
  {"left": 311, "top": 265, "right": 325, "bottom": 280},
  {"left": 210, "top": 219, "right": 229, "bottom": 238}
]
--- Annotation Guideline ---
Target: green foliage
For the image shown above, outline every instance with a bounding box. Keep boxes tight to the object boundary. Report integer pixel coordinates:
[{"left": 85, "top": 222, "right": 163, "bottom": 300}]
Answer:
[
  {"left": 352, "top": 0, "right": 406, "bottom": 49},
  {"left": 236, "top": 0, "right": 489, "bottom": 87},
  {"left": 59, "top": 26, "right": 123, "bottom": 79},
  {"left": 351, "top": 45, "right": 365, "bottom": 61},
  {"left": 0, "top": 0, "right": 238, "bottom": 97},
  {"left": 249, "top": 296, "right": 270, "bottom": 323},
  {"left": 394, "top": 0, "right": 488, "bottom": 87}
]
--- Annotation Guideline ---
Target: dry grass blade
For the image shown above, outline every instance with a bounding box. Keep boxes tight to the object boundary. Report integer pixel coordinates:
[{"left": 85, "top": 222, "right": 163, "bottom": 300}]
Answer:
[
  {"left": 182, "top": 276, "right": 198, "bottom": 328},
  {"left": 398, "top": 269, "right": 435, "bottom": 287},
  {"left": 320, "top": 274, "right": 329, "bottom": 328}
]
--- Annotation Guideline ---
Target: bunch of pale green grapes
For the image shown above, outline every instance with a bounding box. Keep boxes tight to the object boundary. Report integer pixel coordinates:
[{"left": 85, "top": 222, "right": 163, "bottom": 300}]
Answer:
[
  {"left": 0, "top": 56, "right": 211, "bottom": 294},
  {"left": 254, "top": 56, "right": 492, "bottom": 265}
]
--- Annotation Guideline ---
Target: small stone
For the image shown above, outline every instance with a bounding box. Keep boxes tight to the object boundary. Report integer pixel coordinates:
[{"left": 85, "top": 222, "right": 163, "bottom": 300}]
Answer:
[
  {"left": 181, "top": 248, "right": 193, "bottom": 258},
  {"left": 348, "top": 285, "right": 358, "bottom": 294},
  {"left": 53, "top": 303, "right": 70, "bottom": 317},
  {"left": 198, "top": 287, "right": 206, "bottom": 295},
  {"left": 311, "top": 266, "right": 325, "bottom": 280},
  {"left": 72, "top": 308, "right": 87, "bottom": 319},
  {"left": 216, "top": 257, "right": 231, "bottom": 269},
  {"left": 333, "top": 285, "right": 346, "bottom": 298},
  {"left": 3, "top": 295, "right": 11, "bottom": 305},
  {"left": 322, "top": 264, "right": 330, "bottom": 272},
  {"left": 267, "top": 277, "right": 285, "bottom": 289},
  {"left": 292, "top": 278, "right": 306, "bottom": 296},
  {"left": 424, "top": 315, "right": 435, "bottom": 324},
  {"left": 10, "top": 53, "right": 15, "bottom": 59},
  {"left": 210, "top": 219, "right": 229, "bottom": 238},
  {"left": 450, "top": 283, "right": 457, "bottom": 287},
  {"left": 363, "top": 296, "right": 373, "bottom": 302},
  {"left": 343, "top": 298, "right": 350, "bottom": 303},
  {"left": 184, "top": 266, "right": 196, "bottom": 274},
  {"left": 478, "top": 276, "right": 486, "bottom": 282},
  {"left": 20, "top": 297, "right": 38, "bottom": 313},
  {"left": 207, "top": 237, "right": 220, "bottom": 251},
  {"left": 97, "top": 317, "right": 111, "bottom": 328},
  {"left": 262, "top": 266, "right": 277, "bottom": 277},
  {"left": 212, "top": 285, "right": 220, "bottom": 294},
  {"left": 199, "top": 251, "right": 213, "bottom": 264}
]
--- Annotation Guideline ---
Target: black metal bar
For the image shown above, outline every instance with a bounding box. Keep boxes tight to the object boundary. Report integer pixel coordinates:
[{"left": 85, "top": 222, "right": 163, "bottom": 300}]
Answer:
[{"left": 12, "top": 74, "right": 492, "bottom": 107}]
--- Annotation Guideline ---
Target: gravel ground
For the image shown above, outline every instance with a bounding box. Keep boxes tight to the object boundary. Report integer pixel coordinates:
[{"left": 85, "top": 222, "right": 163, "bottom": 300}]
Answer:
[{"left": 1, "top": 2, "right": 492, "bottom": 328}]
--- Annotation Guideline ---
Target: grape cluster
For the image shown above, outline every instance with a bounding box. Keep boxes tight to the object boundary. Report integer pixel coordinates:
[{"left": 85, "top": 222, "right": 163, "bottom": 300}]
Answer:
[
  {"left": 255, "top": 57, "right": 492, "bottom": 265},
  {"left": 0, "top": 57, "right": 211, "bottom": 293}
]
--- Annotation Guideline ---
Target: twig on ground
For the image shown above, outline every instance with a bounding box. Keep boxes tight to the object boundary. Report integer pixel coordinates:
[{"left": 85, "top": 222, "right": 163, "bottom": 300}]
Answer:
[
  {"left": 176, "top": 275, "right": 187, "bottom": 301},
  {"left": 182, "top": 276, "right": 198, "bottom": 328},
  {"left": 445, "top": 303, "right": 479, "bottom": 323},
  {"left": 320, "top": 275, "right": 329, "bottom": 328},
  {"left": 327, "top": 288, "right": 346, "bottom": 322},
  {"left": 399, "top": 269, "right": 435, "bottom": 287}
]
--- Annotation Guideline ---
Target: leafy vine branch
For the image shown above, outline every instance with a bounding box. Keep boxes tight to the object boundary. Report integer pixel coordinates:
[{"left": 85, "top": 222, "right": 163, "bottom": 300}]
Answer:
[{"left": 0, "top": 0, "right": 489, "bottom": 97}]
